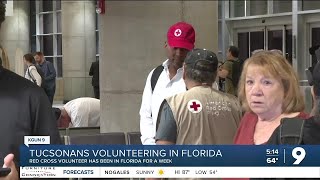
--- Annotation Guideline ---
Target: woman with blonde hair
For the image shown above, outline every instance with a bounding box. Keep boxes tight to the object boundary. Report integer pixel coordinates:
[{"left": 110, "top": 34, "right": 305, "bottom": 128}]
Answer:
[{"left": 234, "top": 51, "right": 309, "bottom": 146}]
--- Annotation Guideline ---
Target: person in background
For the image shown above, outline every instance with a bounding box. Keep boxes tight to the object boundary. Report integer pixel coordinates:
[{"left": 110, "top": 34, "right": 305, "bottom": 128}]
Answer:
[
  {"left": 89, "top": 60, "right": 100, "bottom": 99},
  {"left": 218, "top": 46, "right": 240, "bottom": 96},
  {"left": 57, "top": 97, "right": 100, "bottom": 128},
  {"left": 139, "top": 22, "right": 195, "bottom": 145},
  {"left": 155, "top": 49, "right": 241, "bottom": 146},
  {"left": 34, "top": 51, "right": 56, "bottom": 104},
  {"left": 23, "top": 53, "right": 42, "bottom": 87},
  {"left": 310, "top": 60, "right": 320, "bottom": 116}
]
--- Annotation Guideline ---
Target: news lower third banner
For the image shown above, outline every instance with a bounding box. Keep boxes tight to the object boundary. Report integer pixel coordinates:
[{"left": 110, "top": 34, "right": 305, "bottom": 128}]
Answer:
[{"left": 20, "top": 144, "right": 320, "bottom": 178}]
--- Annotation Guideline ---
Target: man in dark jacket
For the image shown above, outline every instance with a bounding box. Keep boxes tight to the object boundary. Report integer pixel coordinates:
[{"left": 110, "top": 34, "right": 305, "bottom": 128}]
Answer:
[
  {"left": 89, "top": 61, "right": 100, "bottom": 99},
  {"left": 0, "top": 66, "right": 62, "bottom": 179},
  {"left": 0, "top": 2, "right": 61, "bottom": 179},
  {"left": 34, "top": 51, "right": 56, "bottom": 104}
]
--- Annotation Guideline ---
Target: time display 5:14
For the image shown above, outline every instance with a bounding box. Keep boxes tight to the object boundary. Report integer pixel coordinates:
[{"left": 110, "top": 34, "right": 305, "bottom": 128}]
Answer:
[{"left": 266, "top": 149, "right": 279, "bottom": 155}]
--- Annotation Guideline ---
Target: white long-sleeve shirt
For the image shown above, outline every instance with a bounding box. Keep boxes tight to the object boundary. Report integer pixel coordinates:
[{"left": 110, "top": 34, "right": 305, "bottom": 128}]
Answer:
[
  {"left": 139, "top": 59, "right": 186, "bottom": 145},
  {"left": 24, "top": 65, "right": 42, "bottom": 87},
  {"left": 64, "top": 97, "right": 100, "bottom": 127}
]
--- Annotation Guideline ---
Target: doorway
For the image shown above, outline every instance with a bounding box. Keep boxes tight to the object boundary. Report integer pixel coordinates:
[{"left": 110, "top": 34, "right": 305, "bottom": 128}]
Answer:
[{"left": 236, "top": 26, "right": 292, "bottom": 63}]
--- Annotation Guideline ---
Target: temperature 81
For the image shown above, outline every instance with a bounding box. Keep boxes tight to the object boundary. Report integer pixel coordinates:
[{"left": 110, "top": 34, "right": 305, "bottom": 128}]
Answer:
[{"left": 292, "top": 147, "right": 306, "bottom": 165}]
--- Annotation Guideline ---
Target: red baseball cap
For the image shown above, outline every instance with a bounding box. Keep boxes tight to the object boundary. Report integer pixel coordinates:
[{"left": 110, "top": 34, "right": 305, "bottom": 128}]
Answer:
[{"left": 167, "top": 22, "right": 195, "bottom": 51}]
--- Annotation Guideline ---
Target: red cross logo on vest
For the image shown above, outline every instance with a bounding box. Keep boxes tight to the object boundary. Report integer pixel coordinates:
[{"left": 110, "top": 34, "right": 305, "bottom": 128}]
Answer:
[{"left": 187, "top": 99, "right": 202, "bottom": 113}]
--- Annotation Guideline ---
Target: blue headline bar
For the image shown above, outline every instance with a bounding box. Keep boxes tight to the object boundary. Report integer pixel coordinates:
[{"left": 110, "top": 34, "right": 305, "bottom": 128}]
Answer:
[{"left": 20, "top": 145, "right": 320, "bottom": 167}]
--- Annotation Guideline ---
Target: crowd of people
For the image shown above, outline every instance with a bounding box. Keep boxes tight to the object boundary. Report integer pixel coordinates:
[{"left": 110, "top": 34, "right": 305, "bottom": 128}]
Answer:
[{"left": 140, "top": 22, "right": 320, "bottom": 180}]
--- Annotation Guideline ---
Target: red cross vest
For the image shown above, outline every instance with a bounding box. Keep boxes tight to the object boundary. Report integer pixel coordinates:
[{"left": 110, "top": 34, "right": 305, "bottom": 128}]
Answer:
[{"left": 166, "top": 86, "right": 242, "bottom": 145}]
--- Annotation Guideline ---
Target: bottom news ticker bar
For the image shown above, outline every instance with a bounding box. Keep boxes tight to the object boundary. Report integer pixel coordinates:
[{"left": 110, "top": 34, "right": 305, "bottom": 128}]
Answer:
[{"left": 20, "top": 167, "right": 320, "bottom": 178}]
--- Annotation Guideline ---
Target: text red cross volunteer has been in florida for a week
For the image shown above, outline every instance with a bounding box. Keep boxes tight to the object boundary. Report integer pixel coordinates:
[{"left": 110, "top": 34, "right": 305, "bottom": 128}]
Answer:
[{"left": 190, "top": 101, "right": 201, "bottom": 111}]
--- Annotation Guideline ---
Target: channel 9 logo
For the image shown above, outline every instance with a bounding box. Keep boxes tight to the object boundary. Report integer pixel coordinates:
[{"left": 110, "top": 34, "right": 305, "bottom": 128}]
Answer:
[{"left": 292, "top": 147, "right": 306, "bottom": 165}]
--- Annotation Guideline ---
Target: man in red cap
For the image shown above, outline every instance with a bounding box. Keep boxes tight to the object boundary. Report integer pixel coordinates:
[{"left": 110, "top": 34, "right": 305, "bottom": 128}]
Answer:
[{"left": 140, "top": 22, "right": 196, "bottom": 145}]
